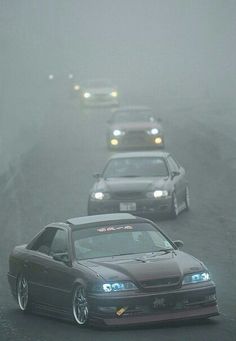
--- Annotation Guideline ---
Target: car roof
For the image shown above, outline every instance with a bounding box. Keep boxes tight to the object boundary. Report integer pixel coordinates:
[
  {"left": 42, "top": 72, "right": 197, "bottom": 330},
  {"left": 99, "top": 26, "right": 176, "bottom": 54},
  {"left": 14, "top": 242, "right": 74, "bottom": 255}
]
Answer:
[
  {"left": 109, "top": 151, "right": 170, "bottom": 159},
  {"left": 66, "top": 213, "right": 146, "bottom": 229}
]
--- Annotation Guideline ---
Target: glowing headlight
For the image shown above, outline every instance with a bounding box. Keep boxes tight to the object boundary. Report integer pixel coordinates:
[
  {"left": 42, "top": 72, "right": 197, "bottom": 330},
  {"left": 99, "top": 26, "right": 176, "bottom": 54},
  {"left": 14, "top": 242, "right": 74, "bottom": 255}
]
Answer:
[
  {"left": 153, "top": 190, "right": 168, "bottom": 198},
  {"left": 110, "top": 91, "right": 118, "bottom": 97},
  {"left": 110, "top": 139, "right": 119, "bottom": 146},
  {"left": 74, "top": 84, "right": 80, "bottom": 91},
  {"left": 102, "top": 281, "right": 137, "bottom": 292},
  {"left": 83, "top": 92, "right": 91, "bottom": 98},
  {"left": 154, "top": 137, "right": 162, "bottom": 144},
  {"left": 113, "top": 129, "right": 125, "bottom": 137},
  {"left": 148, "top": 128, "right": 159, "bottom": 135},
  {"left": 182, "top": 272, "right": 211, "bottom": 285},
  {"left": 91, "top": 192, "right": 110, "bottom": 200}
]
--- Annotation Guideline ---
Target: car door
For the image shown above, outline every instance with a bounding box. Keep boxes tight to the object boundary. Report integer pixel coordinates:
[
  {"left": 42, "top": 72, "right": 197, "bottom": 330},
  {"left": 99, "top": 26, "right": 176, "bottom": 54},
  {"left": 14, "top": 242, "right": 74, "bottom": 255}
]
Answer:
[
  {"left": 167, "top": 156, "right": 186, "bottom": 204},
  {"left": 44, "top": 228, "right": 75, "bottom": 310},
  {"left": 26, "top": 227, "right": 58, "bottom": 305}
]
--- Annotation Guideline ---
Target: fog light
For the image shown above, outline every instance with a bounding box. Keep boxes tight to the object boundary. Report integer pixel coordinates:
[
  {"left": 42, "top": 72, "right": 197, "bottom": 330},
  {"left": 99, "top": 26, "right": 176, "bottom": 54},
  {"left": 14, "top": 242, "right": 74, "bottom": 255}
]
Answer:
[
  {"left": 111, "top": 139, "right": 118, "bottom": 146},
  {"left": 74, "top": 84, "right": 80, "bottom": 91},
  {"left": 155, "top": 137, "right": 162, "bottom": 144}
]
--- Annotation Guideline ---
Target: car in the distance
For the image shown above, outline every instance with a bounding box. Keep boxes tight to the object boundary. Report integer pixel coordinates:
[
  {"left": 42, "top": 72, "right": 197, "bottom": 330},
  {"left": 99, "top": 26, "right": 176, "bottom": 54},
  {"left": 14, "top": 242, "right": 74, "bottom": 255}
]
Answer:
[
  {"left": 107, "top": 106, "right": 164, "bottom": 149},
  {"left": 88, "top": 151, "right": 189, "bottom": 219},
  {"left": 80, "top": 79, "right": 119, "bottom": 107},
  {"left": 8, "top": 213, "right": 219, "bottom": 328}
]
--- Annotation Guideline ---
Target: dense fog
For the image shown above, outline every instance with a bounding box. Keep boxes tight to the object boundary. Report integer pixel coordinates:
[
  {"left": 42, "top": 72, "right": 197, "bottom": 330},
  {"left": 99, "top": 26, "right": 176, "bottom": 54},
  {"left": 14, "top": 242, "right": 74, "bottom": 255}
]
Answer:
[{"left": 1, "top": 0, "right": 236, "bottom": 174}]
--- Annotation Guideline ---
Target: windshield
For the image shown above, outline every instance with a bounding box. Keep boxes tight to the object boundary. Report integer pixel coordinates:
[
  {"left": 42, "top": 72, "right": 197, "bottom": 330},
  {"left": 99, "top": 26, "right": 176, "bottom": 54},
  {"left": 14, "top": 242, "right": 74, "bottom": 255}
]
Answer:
[
  {"left": 103, "top": 157, "right": 168, "bottom": 178},
  {"left": 113, "top": 110, "right": 155, "bottom": 123},
  {"left": 84, "top": 79, "right": 112, "bottom": 88},
  {"left": 73, "top": 223, "right": 173, "bottom": 260}
]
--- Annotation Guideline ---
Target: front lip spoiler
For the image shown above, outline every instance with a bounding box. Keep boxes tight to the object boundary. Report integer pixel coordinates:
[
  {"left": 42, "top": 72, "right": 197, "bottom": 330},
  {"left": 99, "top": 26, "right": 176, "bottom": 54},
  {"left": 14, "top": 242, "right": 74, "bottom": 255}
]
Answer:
[{"left": 90, "top": 304, "right": 219, "bottom": 327}]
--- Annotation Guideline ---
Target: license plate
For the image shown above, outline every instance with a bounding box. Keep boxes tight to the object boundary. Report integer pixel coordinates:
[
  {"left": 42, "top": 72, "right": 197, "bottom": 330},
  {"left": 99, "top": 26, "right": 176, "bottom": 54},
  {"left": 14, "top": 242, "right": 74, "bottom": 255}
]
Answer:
[{"left": 120, "top": 202, "right": 136, "bottom": 211}]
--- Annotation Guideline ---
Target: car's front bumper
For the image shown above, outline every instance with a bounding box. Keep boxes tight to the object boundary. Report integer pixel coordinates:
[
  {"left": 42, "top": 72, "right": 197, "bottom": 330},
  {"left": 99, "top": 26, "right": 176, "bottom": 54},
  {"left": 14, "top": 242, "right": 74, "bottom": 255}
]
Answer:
[
  {"left": 8, "top": 273, "right": 17, "bottom": 299},
  {"left": 107, "top": 134, "right": 164, "bottom": 149},
  {"left": 88, "top": 284, "right": 219, "bottom": 327},
  {"left": 82, "top": 95, "right": 119, "bottom": 107},
  {"left": 88, "top": 197, "right": 172, "bottom": 217}
]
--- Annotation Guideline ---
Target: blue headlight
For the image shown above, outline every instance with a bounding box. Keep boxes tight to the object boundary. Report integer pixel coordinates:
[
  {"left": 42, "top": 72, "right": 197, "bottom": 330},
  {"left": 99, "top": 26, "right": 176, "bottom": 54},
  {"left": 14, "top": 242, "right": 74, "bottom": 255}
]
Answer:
[
  {"left": 102, "top": 281, "right": 137, "bottom": 292},
  {"left": 182, "top": 272, "right": 210, "bottom": 285}
]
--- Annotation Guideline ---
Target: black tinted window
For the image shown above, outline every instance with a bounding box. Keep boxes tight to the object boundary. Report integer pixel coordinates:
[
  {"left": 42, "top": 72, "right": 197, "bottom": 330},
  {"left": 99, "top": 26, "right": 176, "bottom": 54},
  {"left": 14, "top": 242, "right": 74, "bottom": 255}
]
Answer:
[
  {"left": 30, "top": 228, "right": 56, "bottom": 255},
  {"left": 51, "top": 229, "right": 68, "bottom": 254},
  {"left": 29, "top": 228, "right": 68, "bottom": 255},
  {"left": 167, "top": 156, "right": 179, "bottom": 172}
]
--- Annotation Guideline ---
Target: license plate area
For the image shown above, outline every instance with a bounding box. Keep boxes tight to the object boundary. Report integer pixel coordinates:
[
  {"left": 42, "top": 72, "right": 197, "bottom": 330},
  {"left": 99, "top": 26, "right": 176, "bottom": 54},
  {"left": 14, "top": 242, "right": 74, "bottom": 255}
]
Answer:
[{"left": 120, "top": 202, "right": 136, "bottom": 211}]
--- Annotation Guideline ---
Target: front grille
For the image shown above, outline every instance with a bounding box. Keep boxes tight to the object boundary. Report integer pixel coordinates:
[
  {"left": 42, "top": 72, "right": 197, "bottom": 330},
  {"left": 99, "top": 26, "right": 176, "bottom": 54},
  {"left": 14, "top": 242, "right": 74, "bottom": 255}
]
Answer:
[
  {"left": 111, "top": 191, "right": 144, "bottom": 199},
  {"left": 141, "top": 277, "right": 180, "bottom": 288},
  {"left": 93, "top": 94, "right": 109, "bottom": 100},
  {"left": 124, "top": 131, "right": 146, "bottom": 144}
]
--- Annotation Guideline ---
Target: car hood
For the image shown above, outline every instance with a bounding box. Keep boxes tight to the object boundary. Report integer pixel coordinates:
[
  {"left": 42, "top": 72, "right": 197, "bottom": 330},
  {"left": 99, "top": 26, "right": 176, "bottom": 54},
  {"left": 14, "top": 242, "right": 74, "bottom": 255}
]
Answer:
[
  {"left": 93, "top": 177, "right": 169, "bottom": 192},
  {"left": 84, "top": 87, "right": 115, "bottom": 95},
  {"left": 80, "top": 251, "right": 204, "bottom": 283},
  {"left": 110, "top": 122, "right": 162, "bottom": 131}
]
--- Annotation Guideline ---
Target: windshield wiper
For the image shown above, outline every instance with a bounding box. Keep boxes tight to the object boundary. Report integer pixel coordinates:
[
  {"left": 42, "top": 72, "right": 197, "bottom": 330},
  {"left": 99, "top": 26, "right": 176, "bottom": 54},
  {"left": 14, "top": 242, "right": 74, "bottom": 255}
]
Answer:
[{"left": 113, "top": 252, "right": 138, "bottom": 257}]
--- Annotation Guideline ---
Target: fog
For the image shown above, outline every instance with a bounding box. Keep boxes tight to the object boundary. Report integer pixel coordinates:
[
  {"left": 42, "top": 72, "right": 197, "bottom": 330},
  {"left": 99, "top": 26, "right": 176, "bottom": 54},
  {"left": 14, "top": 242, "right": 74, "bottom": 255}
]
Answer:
[
  {"left": 1, "top": 2, "right": 236, "bottom": 339},
  {"left": 1, "top": 0, "right": 236, "bottom": 174}
]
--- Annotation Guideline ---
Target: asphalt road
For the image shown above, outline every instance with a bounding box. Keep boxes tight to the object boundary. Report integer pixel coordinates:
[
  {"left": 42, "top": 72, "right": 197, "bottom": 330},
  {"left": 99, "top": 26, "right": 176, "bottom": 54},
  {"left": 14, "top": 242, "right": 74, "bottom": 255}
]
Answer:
[{"left": 0, "top": 90, "right": 236, "bottom": 341}]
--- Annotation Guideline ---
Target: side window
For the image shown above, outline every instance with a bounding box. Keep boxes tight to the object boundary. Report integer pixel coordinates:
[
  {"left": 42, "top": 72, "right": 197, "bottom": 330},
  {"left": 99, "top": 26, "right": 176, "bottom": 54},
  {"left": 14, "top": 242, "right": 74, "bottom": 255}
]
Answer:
[
  {"left": 30, "top": 228, "right": 56, "bottom": 255},
  {"left": 50, "top": 229, "right": 68, "bottom": 255},
  {"left": 167, "top": 156, "right": 179, "bottom": 172}
]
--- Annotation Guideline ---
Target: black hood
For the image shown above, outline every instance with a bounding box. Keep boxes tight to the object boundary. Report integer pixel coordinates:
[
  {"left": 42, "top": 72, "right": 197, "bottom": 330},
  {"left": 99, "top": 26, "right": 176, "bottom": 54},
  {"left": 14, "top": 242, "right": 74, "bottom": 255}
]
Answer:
[
  {"left": 92, "top": 177, "right": 169, "bottom": 193},
  {"left": 80, "top": 251, "right": 203, "bottom": 284}
]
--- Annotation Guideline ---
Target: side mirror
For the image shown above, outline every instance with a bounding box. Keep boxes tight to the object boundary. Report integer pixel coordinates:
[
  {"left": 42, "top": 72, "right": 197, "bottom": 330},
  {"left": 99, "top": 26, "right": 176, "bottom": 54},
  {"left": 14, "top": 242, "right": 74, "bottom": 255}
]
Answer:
[
  {"left": 173, "top": 240, "right": 184, "bottom": 249},
  {"left": 171, "top": 171, "right": 180, "bottom": 179},
  {"left": 53, "top": 252, "right": 71, "bottom": 265},
  {"left": 93, "top": 173, "right": 101, "bottom": 180}
]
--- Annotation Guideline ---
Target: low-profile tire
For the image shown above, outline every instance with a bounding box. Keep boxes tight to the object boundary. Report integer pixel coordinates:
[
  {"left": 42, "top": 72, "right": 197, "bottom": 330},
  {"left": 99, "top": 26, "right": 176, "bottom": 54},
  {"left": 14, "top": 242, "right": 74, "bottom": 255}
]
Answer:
[
  {"left": 17, "top": 274, "right": 30, "bottom": 312},
  {"left": 72, "top": 285, "right": 89, "bottom": 326},
  {"left": 170, "top": 192, "right": 179, "bottom": 219},
  {"left": 184, "top": 186, "right": 190, "bottom": 211}
]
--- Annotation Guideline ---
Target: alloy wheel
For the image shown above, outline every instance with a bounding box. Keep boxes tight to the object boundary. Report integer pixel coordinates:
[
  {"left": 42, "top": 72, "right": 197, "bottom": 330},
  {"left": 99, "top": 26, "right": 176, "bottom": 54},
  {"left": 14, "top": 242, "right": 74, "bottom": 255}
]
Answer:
[
  {"left": 17, "top": 274, "right": 29, "bottom": 311},
  {"left": 72, "top": 286, "right": 89, "bottom": 325}
]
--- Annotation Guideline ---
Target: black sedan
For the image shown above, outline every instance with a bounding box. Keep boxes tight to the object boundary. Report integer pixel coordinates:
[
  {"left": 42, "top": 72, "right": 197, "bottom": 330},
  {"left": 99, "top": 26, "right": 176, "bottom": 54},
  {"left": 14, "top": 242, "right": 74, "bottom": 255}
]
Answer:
[
  {"left": 107, "top": 106, "right": 164, "bottom": 150},
  {"left": 8, "top": 214, "right": 219, "bottom": 328},
  {"left": 88, "top": 151, "right": 189, "bottom": 218}
]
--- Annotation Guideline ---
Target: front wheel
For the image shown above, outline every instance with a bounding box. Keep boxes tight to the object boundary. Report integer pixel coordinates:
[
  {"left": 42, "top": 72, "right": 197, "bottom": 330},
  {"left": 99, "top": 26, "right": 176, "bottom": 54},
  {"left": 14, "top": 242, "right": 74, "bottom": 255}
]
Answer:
[
  {"left": 72, "top": 286, "right": 89, "bottom": 326},
  {"left": 17, "top": 274, "right": 30, "bottom": 311}
]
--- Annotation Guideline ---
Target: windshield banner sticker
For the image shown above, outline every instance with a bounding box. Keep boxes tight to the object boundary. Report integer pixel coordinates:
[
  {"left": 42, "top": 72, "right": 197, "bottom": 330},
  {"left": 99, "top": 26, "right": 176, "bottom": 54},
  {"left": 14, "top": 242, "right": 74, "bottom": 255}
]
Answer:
[{"left": 97, "top": 225, "right": 133, "bottom": 232}]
